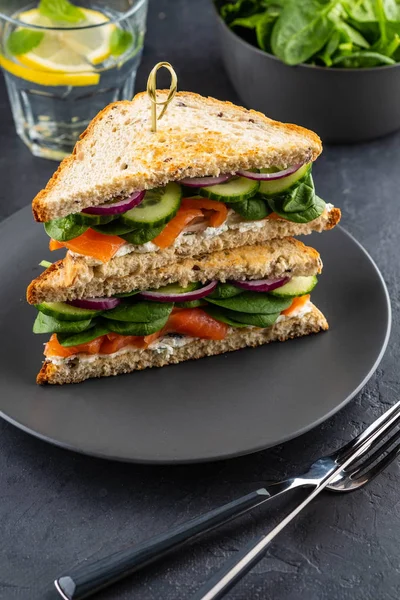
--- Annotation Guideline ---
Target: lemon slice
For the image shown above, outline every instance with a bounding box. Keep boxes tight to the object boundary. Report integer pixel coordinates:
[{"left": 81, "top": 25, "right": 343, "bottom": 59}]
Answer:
[
  {"left": 18, "top": 7, "right": 114, "bottom": 69},
  {"left": 0, "top": 54, "right": 99, "bottom": 86}
]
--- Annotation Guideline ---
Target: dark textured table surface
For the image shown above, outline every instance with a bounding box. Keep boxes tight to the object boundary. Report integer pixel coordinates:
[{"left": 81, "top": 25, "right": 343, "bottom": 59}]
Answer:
[{"left": 1, "top": 1, "right": 400, "bottom": 599}]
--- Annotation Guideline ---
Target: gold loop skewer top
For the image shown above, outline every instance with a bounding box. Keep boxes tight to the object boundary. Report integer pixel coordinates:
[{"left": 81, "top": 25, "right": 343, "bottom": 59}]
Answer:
[{"left": 146, "top": 62, "right": 178, "bottom": 133}]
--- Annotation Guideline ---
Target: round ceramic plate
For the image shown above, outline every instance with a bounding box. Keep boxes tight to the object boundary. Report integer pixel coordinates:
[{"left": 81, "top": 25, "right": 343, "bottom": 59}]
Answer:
[{"left": 0, "top": 207, "right": 391, "bottom": 463}]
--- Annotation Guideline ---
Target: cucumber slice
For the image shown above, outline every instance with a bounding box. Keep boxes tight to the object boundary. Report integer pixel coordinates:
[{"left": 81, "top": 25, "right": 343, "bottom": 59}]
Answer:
[
  {"left": 149, "top": 282, "right": 200, "bottom": 294},
  {"left": 57, "top": 322, "right": 111, "bottom": 347},
  {"left": 121, "top": 224, "right": 164, "bottom": 245},
  {"left": 72, "top": 213, "right": 116, "bottom": 227},
  {"left": 269, "top": 276, "right": 318, "bottom": 298},
  {"left": 205, "top": 292, "right": 292, "bottom": 314},
  {"left": 199, "top": 177, "right": 259, "bottom": 203},
  {"left": 102, "top": 301, "right": 173, "bottom": 323},
  {"left": 106, "top": 316, "right": 168, "bottom": 336},
  {"left": 259, "top": 163, "right": 311, "bottom": 198},
  {"left": 92, "top": 220, "right": 137, "bottom": 236},
  {"left": 120, "top": 182, "right": 182, "bottom": 229},
  {"left": 114, "top": 290, "right": 140, "bottom": 298},
  {"left": 33, "top": 312, "right": 93, "bottom": 334},
  {"left": 39, "top": 260, "right": 52, "bottom": 268},
  {"left": 44, "top": 216, "right": 88, "bottom": 242},
  {"left": 36, "top": 301, "right": 102, "bottom": 321}
]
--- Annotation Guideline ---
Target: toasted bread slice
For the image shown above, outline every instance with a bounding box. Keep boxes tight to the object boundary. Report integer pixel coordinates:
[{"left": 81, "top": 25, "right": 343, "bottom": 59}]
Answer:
[
  {"left": 32, "top": 91, "right": 322, "bottom": 222},
  {"left": 37, "top": 303, "right": 328, "bottom": 384},
  {"left": 27, "top": 237, "right": 322, "bottom": 304}
]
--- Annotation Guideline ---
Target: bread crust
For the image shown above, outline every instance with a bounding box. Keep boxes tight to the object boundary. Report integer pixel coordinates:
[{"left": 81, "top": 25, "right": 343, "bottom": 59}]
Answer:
[
  {"left": 27, "top": 237, "right": 322, "bottom": 304},
  {"left": 32, "top": 91, "right": 322, "bottom": 222},
  {"left": 37, "top": 303, "right": 328, "bottom": 384}
]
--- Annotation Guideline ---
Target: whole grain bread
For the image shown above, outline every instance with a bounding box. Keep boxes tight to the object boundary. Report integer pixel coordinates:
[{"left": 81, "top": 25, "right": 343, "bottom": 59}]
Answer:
[
  {"left": 27, "top": 237, "right": 322, "bottom": 304},
  {"left": 32, "top": 91, "right": 322, "bottom": 222},
  {"left": 37, "top": 303, "right": 328, "bottom": 384}
]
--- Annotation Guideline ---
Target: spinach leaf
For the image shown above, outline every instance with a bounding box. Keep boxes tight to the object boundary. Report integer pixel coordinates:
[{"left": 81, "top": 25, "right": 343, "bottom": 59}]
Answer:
[
  {"left": 228, "top": 196, "right": 270, "bottom": 220},
  {"left": 382, "top": 0, "right": 400, "bottom": 21},
  {"left": 203, "top": 305, "right": 250, "bottom": 328},
  {"left": 345, "top": 1, "right": 377, "bottom": 24},
  {"left": 256, "top": 12, "right": 279, "bottom": 50},
  {"left": 208, "top": 282, "right": 244, "bottom": 299},
  {"left": 217, "top": 0, "right": 400, "bottom": 67},
  {"left": 332, "top": 50, "right": 395, "bottom": 66},
  {"left": 230, "top": 13, "right": 266, "bottom": 28},
  {"left": 281, "top": 175, "right": 315, "bottom": 212},
  {"left": 384, "top": 31, "right": 400, "bottom": 56},
  {"left": 33, "top": 312, "right": 92, "bottom": 334},
  {"left": 92, "top": 219, "right": 137, "bottom": 236},
  {"left": 335, "top": 20, "right": 370, "bottom": 47},
  {"left": 121, "top": 225, "right": 164, "bottom": 245},
  {"left": 175, "top": 300, "right": 206, "bottom": 308},
  {"left": 319, "top": 29, "right": 341, "bottom": 65},
  {"left": 103, "top": 301, "right": 173, "bottom": 323},
  {"left": 268, "top": 195, "right": 326, "bottom": 223},
  {"left": 44, "top": 216, "right": 88, "bottom": 242},
  {"left": 205, "top": 291, "right": 292, "bottom": 314},
  {"left": 106, "top": 316, "right": 169, "bottom": 336},
  {"left": 220, "top": 0, "right": 269, "bottom": 25},
  {"left": 271, "top": 0, "right": 338, "bottom": 65},
  {"left": 230, "top": 11, "right": 280, "bottom": 52},
  {"left": 57, "top": 322, "right": 111, "bottom": 347},
  {"left": 222, "top": 308, "right": 280, "bottom": 327}
]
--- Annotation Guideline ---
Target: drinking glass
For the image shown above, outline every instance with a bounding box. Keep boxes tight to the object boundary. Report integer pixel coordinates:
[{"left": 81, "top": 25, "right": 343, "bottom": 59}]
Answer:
[{"left": 0, "top": 0, "right": 148, "bottom": 160}]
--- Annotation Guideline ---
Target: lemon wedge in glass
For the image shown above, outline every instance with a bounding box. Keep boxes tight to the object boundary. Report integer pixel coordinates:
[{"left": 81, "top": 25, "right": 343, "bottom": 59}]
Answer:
[
  {"left": 0, "top": 7, "right": 115, "bottom": 86},
  {"left": 18, "top": 7, "right": 115, "bottom": 67}
]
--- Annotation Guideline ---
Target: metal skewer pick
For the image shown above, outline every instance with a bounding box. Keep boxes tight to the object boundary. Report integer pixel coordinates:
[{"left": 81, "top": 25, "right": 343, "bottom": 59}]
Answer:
[{"left": 146, "top": 62, "right": 178, "bottom": 133}]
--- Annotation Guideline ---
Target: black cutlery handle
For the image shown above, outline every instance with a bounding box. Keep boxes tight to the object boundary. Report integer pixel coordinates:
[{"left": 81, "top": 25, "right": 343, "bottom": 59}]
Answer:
[
  {"left": 54, "top": 488, "right": 271, "bottom": 600},
  {"left": 190, "top": 534, "right": 266, "bottom": 600}
]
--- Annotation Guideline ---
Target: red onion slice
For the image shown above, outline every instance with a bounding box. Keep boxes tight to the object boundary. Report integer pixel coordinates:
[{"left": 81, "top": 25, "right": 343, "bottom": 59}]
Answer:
[
  {"left": 67, "top": 297, "right": 121, "bottom": 310},
  {"left": 237, "top": 164, "right": 303, "bottom": 181},
  {"left": 233, "top": 277, "right": 290, "bottom": 293},
  {"left": 178, "top": 175, "right": 233, "bottom": 187},
  {"left": 139, "top": 281, "right": 218, "bottom": 302},
  {"left": 82, "top": 191, "right": 145, "bottom": 215}
]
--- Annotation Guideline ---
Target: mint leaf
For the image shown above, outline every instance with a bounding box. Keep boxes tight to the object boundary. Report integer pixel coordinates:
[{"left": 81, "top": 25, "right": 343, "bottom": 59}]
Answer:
[
  {"left": 110, "top": 28, "right": 133, "bottom": 57},
  {"left": 7, "top": 29, "right": 44, "bottom": 55},
  {"left": 38, "top": 0, "right": 85, "bottom": 23}
]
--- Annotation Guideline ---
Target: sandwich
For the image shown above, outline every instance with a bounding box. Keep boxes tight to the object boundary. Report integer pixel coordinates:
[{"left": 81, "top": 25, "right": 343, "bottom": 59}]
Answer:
[{"left": 27, "top": 91, "right": 339, "bottom": 384}]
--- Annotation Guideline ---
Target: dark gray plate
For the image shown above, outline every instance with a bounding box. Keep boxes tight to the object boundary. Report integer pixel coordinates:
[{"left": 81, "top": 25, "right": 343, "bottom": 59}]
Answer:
[{"left": 0, "top": 207, "right": 391, "bottom": 463}]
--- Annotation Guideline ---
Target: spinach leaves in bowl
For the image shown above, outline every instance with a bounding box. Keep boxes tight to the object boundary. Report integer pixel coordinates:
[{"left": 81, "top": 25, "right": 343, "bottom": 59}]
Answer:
[{"left": 216, "top": 0, "right": 400, "bottom": 68}]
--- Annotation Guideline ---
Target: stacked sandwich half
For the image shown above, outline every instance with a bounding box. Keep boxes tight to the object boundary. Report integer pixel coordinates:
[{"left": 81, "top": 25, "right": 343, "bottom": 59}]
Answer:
[{"left": 27, "top": 92, "right": 341, "bottom": 384}]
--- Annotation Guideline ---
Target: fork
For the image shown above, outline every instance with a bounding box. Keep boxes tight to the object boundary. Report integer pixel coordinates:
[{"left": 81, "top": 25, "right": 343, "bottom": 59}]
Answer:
[
  {"left": 54, "top": 400, "right": 400, "bottom": 600},
  {"left": 192, "top": 402, "right": 400, "bottom": 600}
]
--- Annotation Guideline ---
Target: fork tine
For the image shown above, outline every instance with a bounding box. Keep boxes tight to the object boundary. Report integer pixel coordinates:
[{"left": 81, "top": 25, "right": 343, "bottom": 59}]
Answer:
[
  {"left": 348, "top": 425, "right": 400, "bottom": 477},
  {"left": 349, "top": 442, "right": 400, "bottom": 488},
  {"left": 335, "top": 400, "right": 400, "bottom": 463}
]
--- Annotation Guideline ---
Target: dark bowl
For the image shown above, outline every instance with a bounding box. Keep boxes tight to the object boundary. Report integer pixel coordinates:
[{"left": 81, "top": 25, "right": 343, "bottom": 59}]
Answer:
[{"left": 216, "top": 15, "right": 400, "bottom": 143}]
